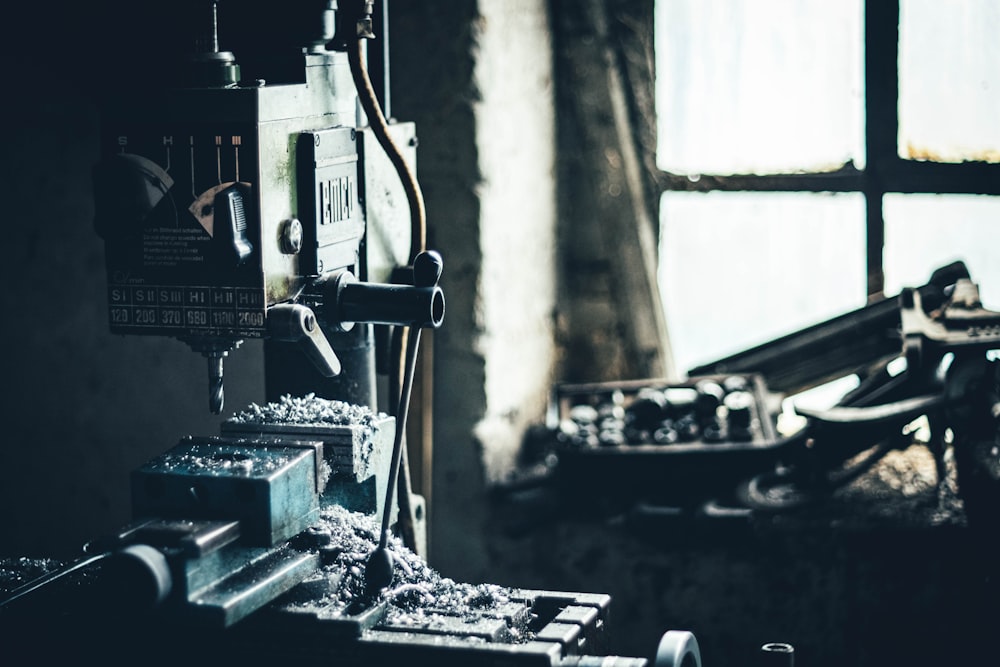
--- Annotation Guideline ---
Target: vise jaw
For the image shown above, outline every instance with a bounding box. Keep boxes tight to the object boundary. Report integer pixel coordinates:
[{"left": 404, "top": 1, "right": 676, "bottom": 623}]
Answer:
[{"left": 123, "top": 414, "right": 394, "bottom": 627}]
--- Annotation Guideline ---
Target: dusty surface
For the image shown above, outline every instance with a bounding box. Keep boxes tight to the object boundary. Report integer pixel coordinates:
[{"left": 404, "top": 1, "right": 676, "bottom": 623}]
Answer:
[
  {"left": 1, "top": 506, "right": 527, "bottom": 642},
  {"left": 0, "top": 558, "right": 63, "bottom": 598},
  {"left": 281, "top": 505, "right": 527, "bottom": 638},
  {"left": 228, "top": 393, "right": 388, "bottom": 479},
  {"left": 482, "top": 441, "right": 997, "bottom": 667},
  {"left": 229, "top": 393, "right": 386, "bottom": 433}
]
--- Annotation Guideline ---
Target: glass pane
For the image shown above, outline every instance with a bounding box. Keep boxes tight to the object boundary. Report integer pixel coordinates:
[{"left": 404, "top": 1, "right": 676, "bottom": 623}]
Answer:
[
  {"left": 884, "top": 194, "right": 1000, "bottom": 309},
  {"left": 899, "top": 0, "right": 1000, "bottom": 163},
  {"left": 655, "top": 0, "right": 864, "bottom": 175},
  {"left": 659, "top": 192, "right": 867, "bottom": 374}
]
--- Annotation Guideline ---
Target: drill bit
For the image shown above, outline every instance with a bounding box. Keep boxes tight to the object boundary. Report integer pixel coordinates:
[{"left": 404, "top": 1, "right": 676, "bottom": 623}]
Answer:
[
  {"left": 207, "top": 353, "right": 225, "bottom": 414},
  {"left": 182, "top": 338, "right": 241, "bottom": 415}
]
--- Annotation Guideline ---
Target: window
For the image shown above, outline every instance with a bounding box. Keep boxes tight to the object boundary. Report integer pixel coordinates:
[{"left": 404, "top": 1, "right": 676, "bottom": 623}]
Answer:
[{"left": 655, "top": 0, "right": 1000, "bottom": 376}]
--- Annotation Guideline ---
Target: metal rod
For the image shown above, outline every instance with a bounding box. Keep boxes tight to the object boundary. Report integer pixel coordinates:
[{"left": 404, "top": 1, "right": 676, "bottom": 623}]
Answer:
[
  {"left": 0, "top": 553, "right": 109, "bottom": 610},
  {"left": 379, "top": 326, "right": 421, "bottom": 550}
]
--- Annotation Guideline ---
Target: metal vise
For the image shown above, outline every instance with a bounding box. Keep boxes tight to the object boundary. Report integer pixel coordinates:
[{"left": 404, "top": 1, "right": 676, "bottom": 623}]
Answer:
[{"left": 102, "top": 397, "right": 398, "bottom": 627}]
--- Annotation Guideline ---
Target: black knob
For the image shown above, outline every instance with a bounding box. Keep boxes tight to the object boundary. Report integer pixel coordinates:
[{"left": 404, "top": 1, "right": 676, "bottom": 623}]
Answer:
[
  {"left": 694, "top": 380, "right": 725, "bottom": 419},
  {"left": 725, "top": 391, "right": 755, "bottom": 441},
  {"left": 413, "top": 250, "right": 444, "bottom": 287},
  {"left": 626, "top": 390, "right": 668, "bottom": 432}
]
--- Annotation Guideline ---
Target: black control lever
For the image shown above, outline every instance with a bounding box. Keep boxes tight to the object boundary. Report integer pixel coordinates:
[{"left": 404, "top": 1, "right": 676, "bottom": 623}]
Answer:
[
  {"left": 212, "top": 185, "right": 254, "bottom": 266},
  {"left": 260, "top": 252, "right": 445, "bottom": 410},
  {"left": 363, "top": 251, "right": 444, "bottom": 597},
  {"left": 266, "top": 304, "right": 342, "bottom": 377},
  {"left": 320, "top": 250, "right": 445, "bottom": 331}
]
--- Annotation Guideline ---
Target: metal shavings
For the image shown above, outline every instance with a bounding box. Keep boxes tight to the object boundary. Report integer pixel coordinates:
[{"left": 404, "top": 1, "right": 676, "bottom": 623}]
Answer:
[
  {"left": 156, "top": 445, "right": 289, "bottom": 476},
  {"left": 317, "top": 457, "right": 333, "bottom": 490},
  {"left": 230, "top": 393, "right": 386, "bottom": 431},
  {"left": 838, "top": 443, "right": 966, "bottom": 527},
  {"left": 283, "top": 506, "right": 530, "bottom": 642},
  {"left": 0, "top": 558, "right": 63, "bottom": 597},
  {"left": 386, "top": 583, "right": 435, "bottom": 606},
  {"left": 2, "top": 509, "right": 531, "bottom": 644},
  {"left": 392, "top": 551, "right": 414, "bottom": 577},
  {"left": 228, "top": 394, "right": 388, "bottom": 479}
]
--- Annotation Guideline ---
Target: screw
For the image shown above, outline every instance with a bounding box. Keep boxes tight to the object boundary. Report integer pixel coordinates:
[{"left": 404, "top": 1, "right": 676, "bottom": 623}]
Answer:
[{"left": 280, "top": 218, "right": 303, "bottom": 254}]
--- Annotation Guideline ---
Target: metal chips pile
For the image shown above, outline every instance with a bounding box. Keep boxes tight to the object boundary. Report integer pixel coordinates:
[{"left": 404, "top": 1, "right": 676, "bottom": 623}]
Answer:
[
  {"left": 0, "top": 558, "right": 63, "bottom": 598},
  {"left": 229, "top": 393, "right": 389, "bottom": 478},
  {"left": 283, "top": 505, "right": 528, "bottom": 640},
  {"left": 230, "top": 393, "right": 386, "bottom": 431},
  {"left": 230, "top": 396, "right": 525, "bottom": 637}
]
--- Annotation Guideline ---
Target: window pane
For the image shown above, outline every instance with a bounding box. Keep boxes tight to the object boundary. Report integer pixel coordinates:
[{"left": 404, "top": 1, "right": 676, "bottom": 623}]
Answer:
[
  {"left": 655, "top": 0, "right": 864, "bottom": 175},
  {"left": 899, "top": 0, "right": 1000, "bottom": 163},
  {"left": 659, "top": 192, "right": 867, "bottom": 373},
  {"left": 884, "top": 194, "right": 1000, "bottom": 309}
]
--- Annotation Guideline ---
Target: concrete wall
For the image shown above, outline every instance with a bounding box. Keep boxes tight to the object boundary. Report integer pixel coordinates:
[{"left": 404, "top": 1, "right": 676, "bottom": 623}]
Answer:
[
  {"left": 474, "top": 0, "right": 557, "bottom": 488},
  {"left": 390, "top": 0, "right": 558, "bottom": 578},
  {"left": 554, "top": 0, "right": 673, "bottom": 383}
]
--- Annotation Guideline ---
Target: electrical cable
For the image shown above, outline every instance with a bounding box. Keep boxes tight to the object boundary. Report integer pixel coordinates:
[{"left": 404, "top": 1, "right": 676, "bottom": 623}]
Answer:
[{"left": 348, "top": 39, "right": 426, "bottom": 262}]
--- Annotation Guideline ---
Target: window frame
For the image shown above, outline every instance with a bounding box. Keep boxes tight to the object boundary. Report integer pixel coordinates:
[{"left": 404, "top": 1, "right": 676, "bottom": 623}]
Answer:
[{"left": 653, "top": 0, "right": 1000, "bottom": 300}]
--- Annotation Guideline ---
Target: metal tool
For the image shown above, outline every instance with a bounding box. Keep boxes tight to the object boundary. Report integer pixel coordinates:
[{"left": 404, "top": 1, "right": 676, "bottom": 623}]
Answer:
[
  {"left": 92, "top": 0, "right": 440, "bottom": 415},
  {"left": 0, "top": 399, "right": 673, "bottom": 663},
  {"left": 540, "top": 262, "right": 1000, "bottom": 525}
]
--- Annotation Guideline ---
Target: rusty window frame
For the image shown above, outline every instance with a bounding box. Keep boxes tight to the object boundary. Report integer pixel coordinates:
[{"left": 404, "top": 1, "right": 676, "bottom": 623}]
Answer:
[{"left": 653, "top": 0, "right": 1000, "bottom": 300}]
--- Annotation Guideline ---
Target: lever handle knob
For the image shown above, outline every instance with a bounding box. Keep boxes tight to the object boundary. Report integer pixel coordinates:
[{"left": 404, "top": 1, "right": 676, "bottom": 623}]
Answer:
[
  {"left": 266, "top": 304, "right": 341, "bottom": 377},
  {"left": 412, "top": 250, "right": 444, "bottom": 288},
  {"left": 213, "top": 185, "right": 254, "bottom": 266}
]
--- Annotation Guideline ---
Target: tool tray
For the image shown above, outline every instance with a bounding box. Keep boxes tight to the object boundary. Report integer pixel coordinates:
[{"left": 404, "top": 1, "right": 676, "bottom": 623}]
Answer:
[{"left": 549, "top": 374, "right": 779, "bottom": 507}]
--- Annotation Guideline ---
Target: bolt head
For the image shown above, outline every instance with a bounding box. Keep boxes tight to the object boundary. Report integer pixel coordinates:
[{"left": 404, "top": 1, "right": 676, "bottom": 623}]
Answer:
[{"left": 280, "top": 218, "right": 303, "bottom": 254}]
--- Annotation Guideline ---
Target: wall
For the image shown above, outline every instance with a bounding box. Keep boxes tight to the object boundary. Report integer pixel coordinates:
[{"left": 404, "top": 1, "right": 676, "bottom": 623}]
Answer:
[
  {"left": 553, "top": 0, "right": 673, "bottom": 383},
  {"left": 389, "top": 0, "right": 559, "bottom": 577},
  {"left": 0, "top": 6, "right": 267, "bottom": 559}
]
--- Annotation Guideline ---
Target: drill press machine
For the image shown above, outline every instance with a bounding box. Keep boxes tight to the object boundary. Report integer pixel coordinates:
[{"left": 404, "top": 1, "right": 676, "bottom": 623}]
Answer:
[
  {"left": 1, "top": 2, "right": 701, "bottom": 665},
  {"left": 92, "top": 0, "right": 439, "bottom": 415}
]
